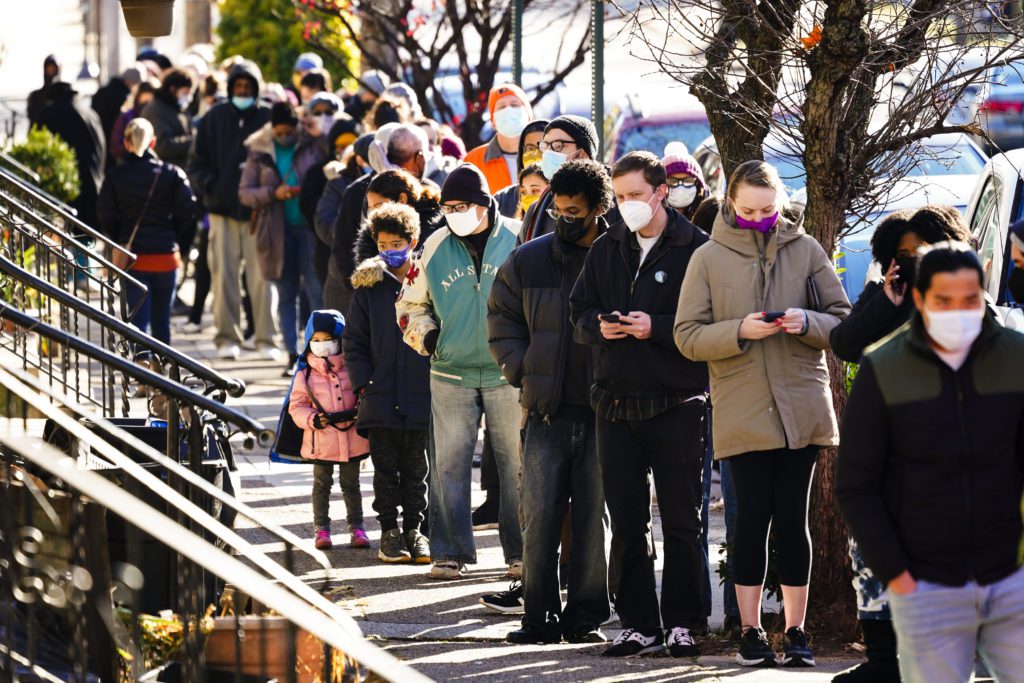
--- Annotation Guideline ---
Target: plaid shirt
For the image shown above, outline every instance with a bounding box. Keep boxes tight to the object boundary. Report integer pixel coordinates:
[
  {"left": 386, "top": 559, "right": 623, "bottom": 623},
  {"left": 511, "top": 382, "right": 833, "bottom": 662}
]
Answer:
[{"left": 590, "top": 385, "right": 706, "bottom": 422}]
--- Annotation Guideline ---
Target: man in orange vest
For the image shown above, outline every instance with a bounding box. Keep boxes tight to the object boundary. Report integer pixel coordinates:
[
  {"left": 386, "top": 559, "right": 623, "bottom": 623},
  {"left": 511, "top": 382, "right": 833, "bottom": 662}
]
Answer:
[{"left": 465, "top": 84, "right": 533, "bottom": 194}]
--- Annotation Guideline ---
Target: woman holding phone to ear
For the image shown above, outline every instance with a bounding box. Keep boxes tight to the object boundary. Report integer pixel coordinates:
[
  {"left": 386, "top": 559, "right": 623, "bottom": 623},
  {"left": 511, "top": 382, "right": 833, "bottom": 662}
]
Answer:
[{"left": 673, "top": 160, "right": 851, "bottom": 669}]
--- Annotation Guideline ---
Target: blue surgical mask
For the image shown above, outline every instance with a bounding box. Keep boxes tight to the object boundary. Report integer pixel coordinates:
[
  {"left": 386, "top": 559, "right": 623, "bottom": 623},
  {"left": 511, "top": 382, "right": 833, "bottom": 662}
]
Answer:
[
  {"left": 541, "top": 149, "right": 567, "bottom": 180},
  {"left": 493, "top": 106, "right": 527, "bottom": 138},
  {"left": 231, "top": 95, "right": 255, "bottom": 110},
  {"left": 380, "top": 246, "right": 411, "bottom": 269}
]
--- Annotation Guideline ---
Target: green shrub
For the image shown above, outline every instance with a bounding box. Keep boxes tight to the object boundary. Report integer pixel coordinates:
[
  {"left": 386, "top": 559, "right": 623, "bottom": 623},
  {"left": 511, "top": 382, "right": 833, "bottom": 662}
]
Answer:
[{"left": 7, "top": 126, "right": 80, "bottom": 203}]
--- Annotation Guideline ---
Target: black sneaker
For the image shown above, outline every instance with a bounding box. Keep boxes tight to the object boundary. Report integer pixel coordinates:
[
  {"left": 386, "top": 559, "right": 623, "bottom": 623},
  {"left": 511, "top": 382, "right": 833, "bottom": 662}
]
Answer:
[
  {"left": 565, "top": 624, "right": 607, "bottom": 644},
  {"left": 666, "top": 626, "right": 700, "bottom": 658},
  {"left": 781, "top": 626, "right": 815, "bottom": 667},
  {"left": 507, "top": 620, "right": 560, "bottom": 645},
  {"left": 602, "top": 628, "right": 664, "bottom": 657},
  {"left": 736, "top": 626, "right": 776, "bottom": 667},
  {"left": 722, "top": 615, "right": 743, "bottom": 641},
  {"left": 404, "top": 529, "right": 431, "bottom": 564},
  {"left": 471, "top": 497, "right": 499, "bottom": 530},
  {"left": 377, "top": 528, "right": 411, "bottom": 563},
  {"left": 479, "top": 580, "right": 523, "bottom": 614}
]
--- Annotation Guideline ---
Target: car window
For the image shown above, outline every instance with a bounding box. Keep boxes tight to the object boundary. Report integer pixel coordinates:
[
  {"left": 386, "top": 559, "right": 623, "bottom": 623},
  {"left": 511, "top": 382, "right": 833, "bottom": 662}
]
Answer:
[
  {"left": 972, "top": 176, "right": 1004, "bottom": 295},
  {"left": 903, "top": 143, "right": 986, "bottom": 177},
  {"left": 617, "top": 120, "right": 712, "bottom": 160}
]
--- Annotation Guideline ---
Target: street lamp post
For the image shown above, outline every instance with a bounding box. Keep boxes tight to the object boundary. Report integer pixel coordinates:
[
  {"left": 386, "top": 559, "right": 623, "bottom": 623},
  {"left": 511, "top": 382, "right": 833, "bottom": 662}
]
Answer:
[{"left": 591, "top": 0, "right": 604, "bottom": 160}]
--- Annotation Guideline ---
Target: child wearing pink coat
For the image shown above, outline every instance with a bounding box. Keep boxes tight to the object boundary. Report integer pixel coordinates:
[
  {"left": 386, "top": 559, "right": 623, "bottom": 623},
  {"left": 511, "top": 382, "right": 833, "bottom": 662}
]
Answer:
[{"left": 289, "top": 309, "right": 371, "bottom": 549}]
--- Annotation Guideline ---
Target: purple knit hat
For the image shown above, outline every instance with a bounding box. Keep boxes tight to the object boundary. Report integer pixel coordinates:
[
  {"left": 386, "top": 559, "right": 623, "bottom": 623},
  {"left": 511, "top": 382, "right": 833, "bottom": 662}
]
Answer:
[{"left": 662, "top": 141, "right": 705, "bottom": 185}]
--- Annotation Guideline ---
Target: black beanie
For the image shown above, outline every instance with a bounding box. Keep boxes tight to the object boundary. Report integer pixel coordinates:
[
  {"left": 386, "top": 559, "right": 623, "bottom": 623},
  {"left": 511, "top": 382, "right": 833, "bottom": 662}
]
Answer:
[
  {"left": 270, "top": 101, "right": 298, "bottom": 127},
  {"left": 441, "top": 163, "right": 491, "bottom": 207},
  {"left": 545, "top": 115, "right": 598, "bottom": 159}
]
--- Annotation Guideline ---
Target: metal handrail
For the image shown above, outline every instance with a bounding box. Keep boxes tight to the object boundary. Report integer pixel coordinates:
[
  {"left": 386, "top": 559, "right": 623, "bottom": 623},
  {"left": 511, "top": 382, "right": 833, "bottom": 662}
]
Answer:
[
  {"left": 0, "top": 253, "right": 246, "bottom": 398},
  {"left": 0, "top": 151, "right": 42, "bottom": 185},
  {"left": 0, "top": 303, "right": 272, "bottom": 443},
  {"left": 2, "top": 436, "right": 434, "bottom": 683}
]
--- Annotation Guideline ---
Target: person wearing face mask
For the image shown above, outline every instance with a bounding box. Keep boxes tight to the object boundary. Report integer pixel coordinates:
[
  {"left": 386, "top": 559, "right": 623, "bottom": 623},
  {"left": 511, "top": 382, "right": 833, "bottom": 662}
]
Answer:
[
  {"left": 831, "top": 206, "right": 974, "bottom": 365},
  {"left": 661, "top": 142, "right": 708, "bottom": 223},
  {"left": 141, "top": 69, "right": 195, "bottom": 169},
  {"left": 188, "top": 60, "right": 274, "bottom": 361},
  {"left": 351, "top": 168, "right": 446, "bottom": 266},
  {"left": 675, "top": 160, "right": 850, "bottom": 669},
  {"left": 239, "top": 101, "right": 329, "bottom": 376},
  {"left": 1005, "top": 219, "right": 1024, "bottom": 304},
  {"left": 288, "top": 309, "right": 371, "bottom": 551},
  {"left": 486, "top": 159, "right": 613, "bottom": 644},
  {"left": 304, "top": 91, "right": 344, "bottom": 140},
  {"left": 397, "top": 163, "right": 524, "bottom": 582},
  {"left": 344, "top": 204, "right": 432, "bottom": 564},
  {"left": 837, "top": 241, "right": 1024, "bottom": 683},
  {"left": 492, "top": 119, "right": 549, "bottom": 218},
  {"left": 569, "top": 151, "right": 710, "bottom": 658},
  {"left": 465, "top": 85, "right": 534, "bottom": 194}
]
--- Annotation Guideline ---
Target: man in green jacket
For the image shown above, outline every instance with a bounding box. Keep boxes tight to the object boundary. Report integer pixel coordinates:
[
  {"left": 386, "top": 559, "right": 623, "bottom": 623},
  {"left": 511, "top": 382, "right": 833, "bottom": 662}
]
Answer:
[{"left": 397, "top": 164, "right": 523, "bottom": 581}]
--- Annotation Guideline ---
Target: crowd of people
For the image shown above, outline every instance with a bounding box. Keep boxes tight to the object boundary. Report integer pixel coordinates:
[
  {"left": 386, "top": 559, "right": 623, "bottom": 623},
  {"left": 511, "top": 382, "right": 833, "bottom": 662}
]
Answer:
[{"left": 24, "top": 47, "right": 1024, "bottom": 682}]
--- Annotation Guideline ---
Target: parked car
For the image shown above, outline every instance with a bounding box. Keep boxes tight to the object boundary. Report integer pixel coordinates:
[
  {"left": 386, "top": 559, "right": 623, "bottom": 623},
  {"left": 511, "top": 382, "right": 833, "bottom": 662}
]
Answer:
[
  {"left": 603, "top": 92, "right": 711, "bottom": 164},
  {"left": 977, "top": 63, "right": 1024, "bottom": 154}
]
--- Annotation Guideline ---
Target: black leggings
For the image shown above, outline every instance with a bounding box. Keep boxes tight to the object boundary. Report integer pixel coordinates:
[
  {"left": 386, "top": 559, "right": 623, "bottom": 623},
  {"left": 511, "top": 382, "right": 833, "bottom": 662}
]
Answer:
[{"left": 729, "top": 446, "right": 818, "bottom": 587}]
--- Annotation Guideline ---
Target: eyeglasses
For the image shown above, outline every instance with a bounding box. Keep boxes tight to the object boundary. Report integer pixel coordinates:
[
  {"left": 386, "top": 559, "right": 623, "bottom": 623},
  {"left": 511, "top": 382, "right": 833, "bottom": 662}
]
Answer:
[
  {"left": 522, "top": 143, "right": 540, "bottom": 155},
  {"left": 546, "top": 207, "right": 584, "bottom": 223},
  {"left": 538, "top": 139, "right": 578, "bottom": 153},
  {"left": 667, "top": 178, "right": 698, "bottom": 189},
  {"left": 441, "top": 202, "right": 473, "bottom": 215}
]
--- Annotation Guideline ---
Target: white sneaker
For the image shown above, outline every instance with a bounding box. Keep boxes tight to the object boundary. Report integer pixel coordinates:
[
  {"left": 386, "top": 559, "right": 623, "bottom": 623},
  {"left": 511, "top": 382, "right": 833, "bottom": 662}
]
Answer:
[
  {"left": 429, "top": 560, "right": 463, "bottom": 580},
  {"left": 179, "top": 321, "right": 202, "bottom": 334},
  {"left": 507, "top": 560, "right": 523, "bottom": 579},
  {"left": 216, "top": 344, "right": 241, "bottom": 360},
  {"left": 259, "top": 345, "right": 282, "bottom": 362}
]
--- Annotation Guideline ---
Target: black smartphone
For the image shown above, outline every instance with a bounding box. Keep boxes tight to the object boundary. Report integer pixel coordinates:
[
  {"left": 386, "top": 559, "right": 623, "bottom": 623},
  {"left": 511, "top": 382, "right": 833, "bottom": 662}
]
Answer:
[
  {"left": 761, "top": 311, "right": 786, "bottom": 323},
  {"left": 599, "top": 313, "right": 632, "bottom": 325}
]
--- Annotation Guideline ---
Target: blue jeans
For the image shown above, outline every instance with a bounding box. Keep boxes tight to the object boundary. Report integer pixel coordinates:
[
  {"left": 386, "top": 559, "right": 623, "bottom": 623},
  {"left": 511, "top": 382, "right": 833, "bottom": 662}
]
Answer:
[
  {"left": 889, "top": 566, "right": 1024, "bottom": 683},
  {"left": 521, "top": 413, "right": 609, "bottom": 633},
  {"left": 126, "top": 268, "right": 177, "bottom": 344},
  {"left": 719, "top": 457, "right": 740, "bottom": 619},
  {"left": 276, "top": 226, "right": 323, "bottom": 354},
  {"left": 428, "top": 377, "right": 522, "bottom": 564}
]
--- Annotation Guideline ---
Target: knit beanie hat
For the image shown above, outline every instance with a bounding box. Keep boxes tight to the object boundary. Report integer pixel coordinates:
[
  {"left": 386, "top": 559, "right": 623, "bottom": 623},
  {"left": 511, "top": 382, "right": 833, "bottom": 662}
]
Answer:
[
  {"left": 441, "top": 136, "right": 466, "bottom": 160},
  {"left": 545, "top": 115, "right": 598, "bottom": 159},
  {"left": 270, "top": 101, "right": 298, "bottom": 127},
  {"left": 662, "top": 141, "right": 706, "bottom": 192},
  {"left": 488, "top": 84, "right": 533, "bottom": 122},
  {"left": 441, "top": 163, "right": 491, "bottom": 207}
]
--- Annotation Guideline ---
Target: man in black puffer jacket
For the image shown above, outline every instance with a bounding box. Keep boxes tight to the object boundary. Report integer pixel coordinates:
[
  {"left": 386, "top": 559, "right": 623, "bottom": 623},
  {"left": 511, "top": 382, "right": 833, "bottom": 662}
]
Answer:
[{"left": 487, "top": 159, "right": 613, "bottom": 645}]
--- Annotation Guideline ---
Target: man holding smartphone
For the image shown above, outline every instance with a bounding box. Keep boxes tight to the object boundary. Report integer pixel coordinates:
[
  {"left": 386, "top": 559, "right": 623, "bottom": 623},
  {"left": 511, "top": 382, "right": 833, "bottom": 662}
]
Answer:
[{"left": 569, "top": 151, "right": 710, "bottom": 658}]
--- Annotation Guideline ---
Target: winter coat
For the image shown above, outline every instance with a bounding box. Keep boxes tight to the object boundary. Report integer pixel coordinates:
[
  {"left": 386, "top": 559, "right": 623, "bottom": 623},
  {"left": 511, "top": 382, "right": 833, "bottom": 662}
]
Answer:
[
  {"left": 238, "top": 126, "right": 328, "bottom": 280},
  {"left": 570, "top": 209, "right": 710, "bottom": 401},
  {"left": 521, "top": 182, "right": 623, "bottom": 244},
  {"left": 488, "top": 230, "right": 598, "bottom": 418},
  {"left": 38, "top": 83, "right": 106, "bottom": 232},
  {"left": 327, "top": 173, "right": 373, "bottom": 312},
  {"left": 343, "top": 257, "right": 431, "bottom": 434},
  {"left": 493, "top": 184, "right": 520, "bottom": 219},
  {"left": 141, "top": 92, "right": 194, "bottom": 169},
  {"left": 397, "top": 203, "right": 522, "bottom": 388},
  {"left": 465, "top": 136, "right": 515, "bottom": 194},
  {"left": 287, "top": 353, "right": 369, "bottom": 462},
  {"left": 96, "top": 150, "right": 197, "bottom": 254},
  {"left": 352, "top": 198, "right": 446, "bottom": 267},
  {"left": 829, "top": 279, "right": 914, "bottom": 363},
  {"left": 674, "top": 210, "right": 851, "bottom": 459},
  {"left": 187, "top": 63, "right": 270, "bottom": 219},
  {"left": 110, "top": 107, "right": 142, "bottom": 163},
  {"left": 315, "top": 171, "right": 358, "bottom": 310},
  {"left": 837, "top": 311, "right": 1024, "bottom": 588},
  {"left": 91, "top": 76, "right": 130, "bottom": 166}
]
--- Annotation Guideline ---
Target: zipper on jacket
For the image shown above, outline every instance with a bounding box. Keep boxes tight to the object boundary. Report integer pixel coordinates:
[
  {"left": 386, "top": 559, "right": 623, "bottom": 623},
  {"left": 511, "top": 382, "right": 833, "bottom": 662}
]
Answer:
[{"left": 953, "top": 370, "right": 974, "bottom": 581}]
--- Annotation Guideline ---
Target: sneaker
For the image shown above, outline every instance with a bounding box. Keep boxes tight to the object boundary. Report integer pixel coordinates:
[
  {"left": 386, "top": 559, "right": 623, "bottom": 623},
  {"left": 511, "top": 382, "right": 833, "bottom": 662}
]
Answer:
[
  {"left": 736, "top": 626, "right": 776, "bottom": 667},
  {"left": 404, "top": 529, "right": 431, "bottom": 564},
  {"left": 314, "top": 529, "right": 332, "bottom": 550},
  {"left": 564, "top": 624, "right": 607, "bottom": 644},
  {"left": 479, "top": 580, "right": 523, "bottom": 614},
  {"left": 507, "top": 560, "right": 523, "bottom": 579},
  {"left": 602, "top": 608, "right": 619, "bottom": 626},
  {"left": 722, "top": 615, "right": 743, "bottom": 641},
  {"left": 350, "top": 528, "right": 371, "bottom": 549},
  {"left": 471, "top": 497, "right": 499, "bottom": 530},
  {"left": 180, "top": 321, "right": 203, "bottom": 334},
  {"left": 378, "top": 529, "right": 411, "bottom": 563},
  {"left": 281, "top": 353, "right": 299, "bottom": 378},
  {"left": 601, "top": 628, "right": 664, "bottom": 657},
  {"left": 216, "top": 344, "right": 241, "bottom": 361},
  {"left": 666, "top": 626, "right": 700, "bottom": 658},
  {"left": 259, "top": 344, "right": 282, "bottom": 362},
  {"left": 781, "top": 626, "right": 815, "bottom": 667},
  {"left": 429, "top": 560, "right": 463, "bottom": 580},
  {"left": 506, "top": 620, "right": 560, "bottom": 645}
]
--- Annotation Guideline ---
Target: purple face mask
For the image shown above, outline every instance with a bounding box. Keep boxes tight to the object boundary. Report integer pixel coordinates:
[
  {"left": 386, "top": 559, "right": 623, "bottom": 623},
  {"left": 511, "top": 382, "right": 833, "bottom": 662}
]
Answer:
[{"left": 735, "top": 211, "right": 778, "bottom": 234}]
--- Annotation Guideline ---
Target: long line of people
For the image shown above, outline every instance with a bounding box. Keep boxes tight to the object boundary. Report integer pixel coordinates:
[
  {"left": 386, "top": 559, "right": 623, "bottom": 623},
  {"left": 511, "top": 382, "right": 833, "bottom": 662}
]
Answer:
[{"left": 31, "top": 49, "right": 1024, "bottom": 679}]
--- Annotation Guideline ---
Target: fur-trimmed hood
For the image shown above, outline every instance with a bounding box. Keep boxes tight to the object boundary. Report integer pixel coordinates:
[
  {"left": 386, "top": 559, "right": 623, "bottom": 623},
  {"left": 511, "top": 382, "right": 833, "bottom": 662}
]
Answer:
[{"left": 351, "top": 256, "right": 402, "bottom": 289}]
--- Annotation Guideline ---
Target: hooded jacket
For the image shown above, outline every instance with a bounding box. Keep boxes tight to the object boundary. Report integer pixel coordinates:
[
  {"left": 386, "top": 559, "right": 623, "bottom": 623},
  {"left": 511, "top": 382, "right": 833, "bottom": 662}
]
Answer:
[
  {"left": 837, "top": 311, "right": 1024, "bottom": 587},
  {"left": 352, "top": 195, "right": 446, "bottom": 267},
  {"left": 238, "top": 125, "right": 328, "bottom": 280},
  {"left": 287, "top": 310, "right": 370, "bottom": 462},
  {"left": 674, "top": 210, "right": 852, "bottom": 459},
  {"left": 397, "top": 204, "right": 522, "bottom": 388},
  {"left": 343, "top": 257, "right": 431, "bottom": 434},
  {"left": 141, "top": 89, "right": 193, "bottom": 169},
  {"left": 187, "top": 62, "right": 270, "bottom": 219}
]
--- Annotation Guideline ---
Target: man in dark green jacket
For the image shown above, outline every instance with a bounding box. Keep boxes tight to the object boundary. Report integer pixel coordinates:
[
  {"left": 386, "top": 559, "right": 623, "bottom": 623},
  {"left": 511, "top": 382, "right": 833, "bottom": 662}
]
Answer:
[{"left": 837, "top": 241, "right": 1024, "bottom": 683}]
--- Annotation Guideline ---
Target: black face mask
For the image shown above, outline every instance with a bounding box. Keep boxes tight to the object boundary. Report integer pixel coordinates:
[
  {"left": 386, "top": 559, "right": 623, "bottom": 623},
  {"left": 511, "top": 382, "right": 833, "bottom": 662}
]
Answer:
[
  {"left": 1008, "top": 267, "right": 1024, "bottom": 303},
  {"left": 555, "top": 214, "right": 590, "bottom": 244},
  {"left": 894, "top": 256, "right": 917, "bottom": 292}
]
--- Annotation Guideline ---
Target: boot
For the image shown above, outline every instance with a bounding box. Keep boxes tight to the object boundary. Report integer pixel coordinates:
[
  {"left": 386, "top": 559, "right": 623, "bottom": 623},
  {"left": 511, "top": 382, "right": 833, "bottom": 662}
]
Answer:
[{"left": 833, "top": 619, "right": 901, "bottom": 682}]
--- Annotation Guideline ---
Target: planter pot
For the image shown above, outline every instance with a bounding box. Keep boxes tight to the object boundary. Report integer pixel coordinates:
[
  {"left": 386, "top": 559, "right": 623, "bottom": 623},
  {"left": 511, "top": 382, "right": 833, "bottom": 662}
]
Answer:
[
  {"left": 204, "top": 616, "right": 332, "bottom": 683},
  {"left": 118, "top": 0, "right": 176, "bottom": 38}
]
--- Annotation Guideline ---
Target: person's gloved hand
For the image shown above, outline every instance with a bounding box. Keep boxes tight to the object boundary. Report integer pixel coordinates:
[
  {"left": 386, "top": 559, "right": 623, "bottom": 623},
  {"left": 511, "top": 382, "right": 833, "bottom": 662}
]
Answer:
[{"left": 312, "top": 413, "right": 329, "bottom": 430}]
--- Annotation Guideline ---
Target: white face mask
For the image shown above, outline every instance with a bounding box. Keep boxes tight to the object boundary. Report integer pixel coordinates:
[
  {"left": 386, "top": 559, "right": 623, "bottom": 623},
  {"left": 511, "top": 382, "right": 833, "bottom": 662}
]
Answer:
[
  {"left": 309, "top": 339, "right": 340, "bottom": 358},
  {"left": 493, "top": 106, "right": 527, "bottom": 138},
  {"left": 924, "top": 305, "right": 985, "bottom": 352},
  {"left": 316, "top": 114, "right": 334, "bottom": 135},
  {"left": 667, "top": 185, "right": 697, "bottom": 209},
  {"left": 446, "top": 206, "right": 484, "bottom": 237},
  {"left": 619, "top": 193, "right": 659, "bottom": 233}
]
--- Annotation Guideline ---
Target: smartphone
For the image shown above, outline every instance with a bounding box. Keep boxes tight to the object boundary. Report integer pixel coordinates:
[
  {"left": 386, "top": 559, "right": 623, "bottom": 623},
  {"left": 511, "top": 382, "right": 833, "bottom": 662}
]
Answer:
[
  {"left": 761, "top": 311, "right": 786, "bottom": 323},
  {"left": 599, "top": 313, "right": 632, "bottom": 326}
]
